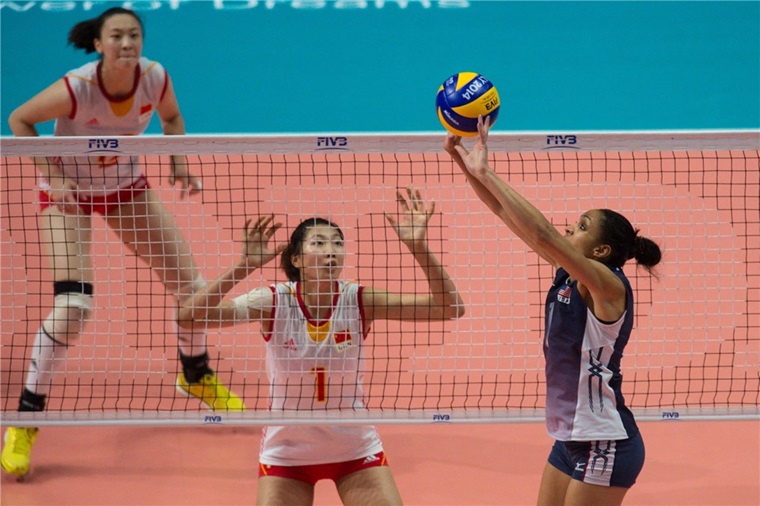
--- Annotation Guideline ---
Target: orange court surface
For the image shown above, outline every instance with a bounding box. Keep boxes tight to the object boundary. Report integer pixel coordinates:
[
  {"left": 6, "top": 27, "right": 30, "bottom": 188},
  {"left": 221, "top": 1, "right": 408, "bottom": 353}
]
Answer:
[{"left": 0, "top": 420, "right": 757, "bottom": 505}]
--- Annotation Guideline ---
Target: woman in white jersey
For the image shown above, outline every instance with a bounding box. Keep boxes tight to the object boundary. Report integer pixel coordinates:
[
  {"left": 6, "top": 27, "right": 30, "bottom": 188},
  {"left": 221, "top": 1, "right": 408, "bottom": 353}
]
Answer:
[
  {"left": 446, "top": 117, "right": 661, "bottom": 506},
  {"left": 2, "top": 7, "right": 243, "bottom": 479},
  {"left": 177, "top": 187, "right": 465, "bottom": 505}
]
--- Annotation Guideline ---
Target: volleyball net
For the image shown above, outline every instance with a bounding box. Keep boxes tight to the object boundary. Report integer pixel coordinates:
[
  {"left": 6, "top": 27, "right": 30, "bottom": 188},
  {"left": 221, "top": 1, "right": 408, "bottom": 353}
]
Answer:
[{"left": 1, "top": 132, "right": 758, "bottom": 426}]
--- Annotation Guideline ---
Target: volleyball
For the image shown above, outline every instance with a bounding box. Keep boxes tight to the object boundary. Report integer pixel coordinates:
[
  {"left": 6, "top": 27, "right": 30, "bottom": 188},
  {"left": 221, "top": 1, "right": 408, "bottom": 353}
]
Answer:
[{"left": 436, "top": 72, "right": 500, "bottom": 137}]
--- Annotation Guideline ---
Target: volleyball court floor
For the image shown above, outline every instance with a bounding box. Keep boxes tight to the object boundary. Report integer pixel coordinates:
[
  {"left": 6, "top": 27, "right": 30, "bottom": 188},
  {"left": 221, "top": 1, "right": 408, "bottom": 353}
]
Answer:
[
  {"left": 0, "top": 420, "right": 756, "bottom": 505},
  {"left": 2, "top": 151, "right": 759, "bottom": 505}
]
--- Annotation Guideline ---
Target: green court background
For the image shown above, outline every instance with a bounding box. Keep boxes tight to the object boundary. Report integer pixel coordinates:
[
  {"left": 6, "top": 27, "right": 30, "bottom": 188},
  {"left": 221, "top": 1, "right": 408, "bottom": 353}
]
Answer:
[{"left": 1, "top": 0, "right": 759, "bottom": 135}]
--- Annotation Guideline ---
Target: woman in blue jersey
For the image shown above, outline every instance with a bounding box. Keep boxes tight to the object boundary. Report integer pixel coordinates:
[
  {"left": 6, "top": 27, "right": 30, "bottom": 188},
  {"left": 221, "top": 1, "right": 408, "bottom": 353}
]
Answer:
[
  {"left": 446, "top": 116, "right": 661, "bottom": 506},
  {"left": 177, "top": 187, "right": 464, "bottom": 505},
  {"left": 2, "top": 7, "right": 243, "bottom": 479}
]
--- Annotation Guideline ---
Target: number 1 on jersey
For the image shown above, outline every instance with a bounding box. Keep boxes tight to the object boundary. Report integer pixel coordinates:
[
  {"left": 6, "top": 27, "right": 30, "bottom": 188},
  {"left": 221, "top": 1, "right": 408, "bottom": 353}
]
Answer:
[{"left": 311, "top": 366, "right": 327, "bottom": 402}]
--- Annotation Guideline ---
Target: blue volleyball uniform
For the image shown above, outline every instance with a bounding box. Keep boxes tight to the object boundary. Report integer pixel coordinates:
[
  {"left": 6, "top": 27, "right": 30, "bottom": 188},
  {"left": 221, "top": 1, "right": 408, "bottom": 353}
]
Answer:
[{"left": 543, "top": 266, "right": 644, "bottom": 487}]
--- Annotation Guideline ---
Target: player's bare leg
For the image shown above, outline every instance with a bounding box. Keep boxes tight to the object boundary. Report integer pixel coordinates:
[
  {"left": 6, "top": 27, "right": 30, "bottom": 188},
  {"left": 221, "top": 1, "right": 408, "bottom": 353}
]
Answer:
[
  {"left": 256, "top": 476, "right": 315, "bottom": 506},
  {"left": 105, "top": 189, "right": 244, "bottom": 411},
  {"left": 336, "top": 466, "right": 403, "bottom": 506},
  {"left": 2, "top": 208, "right": 94, "bottom": 479}
]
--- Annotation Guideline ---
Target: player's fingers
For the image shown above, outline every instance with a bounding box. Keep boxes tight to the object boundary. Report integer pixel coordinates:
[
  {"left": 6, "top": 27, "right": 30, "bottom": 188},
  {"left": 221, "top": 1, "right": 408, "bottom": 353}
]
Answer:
[
  {"left": 480, "top": 115, "right": 491, "bottom": 141},
  {"left": 187, "top": 179, "right": 202, "bottom": 196},
  {"left": 408, "top": 187, "right": 424, "bottom": 211},
  {"left": 266, "top": 222, "right": 282, "bottom": 239},
  {"left": 58, "top": 193, "right": 80, "bottom": 215},
  {"left": 58, "top": 201, "right": 77, "bottom": 215},
  {"left": 405, "top": 186, "right": 416, "bottom": 203},
  {"left": 427, "top": 200, "right": 436, "bottom": 218},
  {"left": 253, "top": 215, "right": 269, "bottom": 234},
  {"left": 262, "top": 214, "right": 278, "bottom": 233},
  {"left": 395, "top": 190, "right": 410, "bottom": 211},
  {"left": 384, "top": 212, "right": 397, "bottom": 229}
]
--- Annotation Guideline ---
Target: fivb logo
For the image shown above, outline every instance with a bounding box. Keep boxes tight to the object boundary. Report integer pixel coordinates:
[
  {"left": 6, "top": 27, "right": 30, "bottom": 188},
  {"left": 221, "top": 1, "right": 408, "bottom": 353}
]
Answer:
[
  {"left": 432, "top": 413, "right": 451, "bottom": 423},
  {"left": 86, "top": 138, "right": 121, "bottom": 153},
  {"left": 544, "top": 135, "right": 579, "bottom": 149},
  {"left": 204, "top": 415, "right": 223, "bottom": 424},
  {"left": 316, "top": 136, "right": 349, "bottom": 151}
]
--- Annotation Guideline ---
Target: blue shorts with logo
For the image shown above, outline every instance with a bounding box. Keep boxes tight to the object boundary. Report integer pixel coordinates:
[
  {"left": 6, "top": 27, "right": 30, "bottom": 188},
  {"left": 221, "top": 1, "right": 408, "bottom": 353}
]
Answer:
[{"left": 548, "top": 431, "right": 645, "bottom": 488}]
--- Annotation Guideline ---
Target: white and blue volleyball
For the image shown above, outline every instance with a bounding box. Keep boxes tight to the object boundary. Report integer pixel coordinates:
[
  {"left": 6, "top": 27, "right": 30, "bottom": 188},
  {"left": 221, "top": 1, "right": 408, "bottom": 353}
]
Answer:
[{"left": 436, "top": 72, "right": 500, "bottom": 137}]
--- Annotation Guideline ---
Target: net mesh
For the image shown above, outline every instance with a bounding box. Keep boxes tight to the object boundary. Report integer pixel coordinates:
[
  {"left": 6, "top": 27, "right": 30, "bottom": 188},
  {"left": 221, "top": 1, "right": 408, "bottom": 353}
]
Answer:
[{"left": 1, "top": 132, "right": 758, "bottom": 425}]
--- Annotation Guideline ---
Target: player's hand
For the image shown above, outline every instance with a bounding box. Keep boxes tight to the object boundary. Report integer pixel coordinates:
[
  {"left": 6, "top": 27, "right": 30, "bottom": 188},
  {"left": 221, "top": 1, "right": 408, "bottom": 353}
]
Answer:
[
  {"left": 47, "top": 177, "right": 82, "bottom": 215},
  {"left": 443, "top": 132, "right": 462, "bottom": 155},
  {"left": 454, "top": 115, "right": 491, "bottom": 178},
  {"left": 168, "top": 155, "right": 202, "bottom": 200},
  {"left": 241, "top": 215, "right": 285, "bottom": 269},
  {"left": 385, "top": 186, "right": 435, "bottom": 252}
]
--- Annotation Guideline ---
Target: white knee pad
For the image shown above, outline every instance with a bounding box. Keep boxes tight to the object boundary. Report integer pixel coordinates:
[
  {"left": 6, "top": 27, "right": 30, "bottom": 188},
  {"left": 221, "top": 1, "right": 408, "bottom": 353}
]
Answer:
[{"left": 42, "top": 291, "right": 93, "bottom": 345}]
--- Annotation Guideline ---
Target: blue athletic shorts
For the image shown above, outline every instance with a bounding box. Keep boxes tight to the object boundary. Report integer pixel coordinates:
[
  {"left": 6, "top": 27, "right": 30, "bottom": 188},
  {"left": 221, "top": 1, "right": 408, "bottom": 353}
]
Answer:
[{"left": 547, "top": 431, "right": 645, "bottom": 488}]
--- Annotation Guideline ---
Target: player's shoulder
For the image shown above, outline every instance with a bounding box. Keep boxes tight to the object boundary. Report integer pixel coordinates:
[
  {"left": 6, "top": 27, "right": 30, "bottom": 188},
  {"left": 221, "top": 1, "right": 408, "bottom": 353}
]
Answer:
[
  {"left": 64, "top": 60, "right": 99, "bottom": 80},
  {"left": 339, "top": 280, "right": 360, "bottom": 289},
  {"left": 273, "top": 281, "right": 297, "bottom": 296},
  {"left": 338, "top": 280, "right": 363, "bottom": 297},
  {"left": 138, "top": 57, "right": 166, "bottom": 77}
]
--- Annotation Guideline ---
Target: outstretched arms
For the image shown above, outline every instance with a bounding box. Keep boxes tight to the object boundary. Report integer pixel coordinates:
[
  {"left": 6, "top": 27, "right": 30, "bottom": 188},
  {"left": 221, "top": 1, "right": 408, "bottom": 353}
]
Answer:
[
  {"left": 447, "top": 117, "right": 626, "bottom": 320},
  {"left": 362, "top": 187, "right": 465, "bottom": 322},
  {"left": 177, "top": 215, "right": 285, "bottom": 328},
  {"left": 446, "top": 116, "right": 562, "bottom": 267}
]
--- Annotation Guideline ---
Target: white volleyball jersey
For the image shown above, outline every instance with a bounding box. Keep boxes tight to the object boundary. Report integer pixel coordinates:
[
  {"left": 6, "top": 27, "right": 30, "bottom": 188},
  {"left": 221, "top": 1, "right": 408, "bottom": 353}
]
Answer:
[
  {"left": 48, "top": 57, "right": 167, "bottom": 196},
  {"left": 257, "top": 280, "right": 384, "bottom": 466}
]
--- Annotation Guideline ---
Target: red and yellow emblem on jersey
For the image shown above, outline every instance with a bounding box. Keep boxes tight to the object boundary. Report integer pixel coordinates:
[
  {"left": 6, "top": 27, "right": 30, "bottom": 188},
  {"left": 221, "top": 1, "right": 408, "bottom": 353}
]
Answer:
[
  {"left": 138, "top": 103, "right": 153, "bottom": 123},
  {"left": 109, "top": 95, "right": 135, "bottom": 117},
  {"left": 333, "top": 331, "right": 353, "bottom": 351},
  {"left": 306, "top": 320, "right": 331, "bottom": 343}
]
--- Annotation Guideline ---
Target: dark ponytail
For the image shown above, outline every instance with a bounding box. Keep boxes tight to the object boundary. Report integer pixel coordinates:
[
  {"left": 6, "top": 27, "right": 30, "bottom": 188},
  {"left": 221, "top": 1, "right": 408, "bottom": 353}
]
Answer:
[
  {"left": 68, "top": 7, "right": 143, "bottom": 54},
  {"left": 599, "top": 209, "right": 662, "bottom": 275},
  {"left": 631, "top": 235, "right": 662, "bottom": 272}
]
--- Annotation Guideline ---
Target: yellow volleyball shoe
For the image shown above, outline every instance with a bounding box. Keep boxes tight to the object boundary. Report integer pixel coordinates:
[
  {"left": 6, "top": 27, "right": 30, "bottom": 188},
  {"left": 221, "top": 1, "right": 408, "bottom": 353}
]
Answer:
[
  {"left": 177, "top": 373, "right": 245, "bottom": 412},
  {"left": 2, "top": 427, "right": 39, "bottom": 478}
]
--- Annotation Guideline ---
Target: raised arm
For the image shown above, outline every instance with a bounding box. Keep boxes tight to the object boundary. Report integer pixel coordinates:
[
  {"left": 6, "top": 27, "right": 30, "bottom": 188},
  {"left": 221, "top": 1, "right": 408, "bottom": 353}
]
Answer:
[
  {"left": 444, "top": 133, "right": 507, "bottom": 220},
  {"left": 362, "top": 187, "right": 465, "bottom": 322},
  {"left": 449, "top": 117, "right": 562, "bottom": 267},
  {"left": 454, "top": 117, "right": 626, "bottom": 317},
  {"left": 177, "top": 215, "right": 285, "bottom": 328}
]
